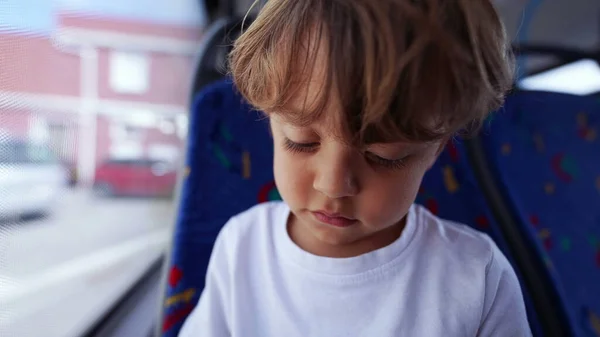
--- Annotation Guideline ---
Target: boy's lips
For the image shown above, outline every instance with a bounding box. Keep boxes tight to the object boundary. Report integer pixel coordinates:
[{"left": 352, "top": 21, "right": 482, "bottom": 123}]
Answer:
[{"left": 311, "top": 210, "right": 357, "bottom": 228}]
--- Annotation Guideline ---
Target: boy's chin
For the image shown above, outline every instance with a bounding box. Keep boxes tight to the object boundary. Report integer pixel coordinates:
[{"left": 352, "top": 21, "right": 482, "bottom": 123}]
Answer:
[
  {"left": 288, "top": 213, "right": 361, "bottom": 252},
  {"left": 297, "top": 211, "right": 405, "bottom": 257}
]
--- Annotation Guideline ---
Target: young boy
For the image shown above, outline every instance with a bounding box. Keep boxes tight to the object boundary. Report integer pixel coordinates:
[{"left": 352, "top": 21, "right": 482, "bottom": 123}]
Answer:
[{"left": 180, "top": 0, "right": 532, "bottom": 336}]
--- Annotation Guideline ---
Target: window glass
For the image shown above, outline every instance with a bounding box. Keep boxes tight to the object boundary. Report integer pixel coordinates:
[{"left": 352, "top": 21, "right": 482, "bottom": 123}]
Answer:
[
  {"left": 519, "top": 59, "right": 600, "bottom": 95},
  {"left": 0, "top": 0, "right": 206, "bottom": 336},
  {"left": 109, "top": 51, "right": 150, "bottom": 94}
]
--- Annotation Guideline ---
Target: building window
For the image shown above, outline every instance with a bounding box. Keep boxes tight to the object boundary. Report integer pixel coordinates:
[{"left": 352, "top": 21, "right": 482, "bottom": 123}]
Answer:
[{"left": 109, "top": 51, "right": 150, "bottom": 94}]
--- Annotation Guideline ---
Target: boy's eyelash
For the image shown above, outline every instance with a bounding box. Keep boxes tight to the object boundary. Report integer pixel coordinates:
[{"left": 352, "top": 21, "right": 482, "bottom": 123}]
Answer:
[
  {"left": 366, "top": 153, "right": 408, "bottom": 170},
  {"left": 283, "top": 138, "right": 408, "bottom": 170},
  {"left": 283, "top": 138, "right": 319, "bottom": 153}
]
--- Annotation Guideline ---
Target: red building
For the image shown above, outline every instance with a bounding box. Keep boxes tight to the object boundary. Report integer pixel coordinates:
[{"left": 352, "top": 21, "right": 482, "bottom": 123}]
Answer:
[{"left": 0, "top": 10, "right": 203, "bottom": 184}]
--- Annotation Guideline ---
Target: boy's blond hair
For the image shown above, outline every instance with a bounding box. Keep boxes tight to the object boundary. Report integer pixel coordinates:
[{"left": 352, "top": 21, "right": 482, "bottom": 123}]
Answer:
[{"left": 229, "top": 0, "right": 514, "bottom": 144}]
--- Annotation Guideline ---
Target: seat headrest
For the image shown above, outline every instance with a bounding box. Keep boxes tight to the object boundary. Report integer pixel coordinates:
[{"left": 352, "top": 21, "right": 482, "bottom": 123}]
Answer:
[{"left": 191, "top": 16, "right": 255, "bottom": 97}]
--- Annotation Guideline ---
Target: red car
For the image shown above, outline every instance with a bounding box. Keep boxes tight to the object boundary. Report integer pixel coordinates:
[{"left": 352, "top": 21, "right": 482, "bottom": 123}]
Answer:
[{"left": 93, "top": 158, "right": 178, "bottom": 198}]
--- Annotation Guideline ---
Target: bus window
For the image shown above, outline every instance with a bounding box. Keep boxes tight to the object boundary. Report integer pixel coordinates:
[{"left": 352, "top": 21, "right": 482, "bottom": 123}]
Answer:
[{"left": 0, "top": 0, "right": 205, "bottom": 336}]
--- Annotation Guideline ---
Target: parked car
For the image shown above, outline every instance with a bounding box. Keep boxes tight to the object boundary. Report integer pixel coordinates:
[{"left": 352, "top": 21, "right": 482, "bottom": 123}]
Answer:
[
  {"left": 0, "top": 137, "right": 67, "bottom": 219},
  {"left": 93, "top": 158, "right": 177, "bottom": 198}
]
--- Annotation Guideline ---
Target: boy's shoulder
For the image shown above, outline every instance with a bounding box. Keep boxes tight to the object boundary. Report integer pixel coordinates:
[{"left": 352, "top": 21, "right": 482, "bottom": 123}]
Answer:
[{"left": 412, "top": 204, "right": 508, "bottom": 272}]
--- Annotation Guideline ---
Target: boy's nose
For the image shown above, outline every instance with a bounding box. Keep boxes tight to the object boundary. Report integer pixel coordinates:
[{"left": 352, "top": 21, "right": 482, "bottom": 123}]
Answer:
[{"left": 313, "top": 157, "right": 359, "bottom": 199}]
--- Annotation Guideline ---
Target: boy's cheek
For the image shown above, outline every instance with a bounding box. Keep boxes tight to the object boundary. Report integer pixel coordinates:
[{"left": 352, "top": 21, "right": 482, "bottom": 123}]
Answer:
[{"left": 274, "top": 153, "right": 308, "bottom": 197}]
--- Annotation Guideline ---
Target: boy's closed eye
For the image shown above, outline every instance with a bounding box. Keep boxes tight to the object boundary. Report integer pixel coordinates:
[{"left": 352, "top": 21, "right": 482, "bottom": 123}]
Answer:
[{"left": 282, "top": 137, "right": 411, "bottom": 170}]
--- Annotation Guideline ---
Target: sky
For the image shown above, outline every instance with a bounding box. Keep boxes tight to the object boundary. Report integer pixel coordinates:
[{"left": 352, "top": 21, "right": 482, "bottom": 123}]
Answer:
[{"left": 0, "top": 0, "right": 207, "bottom": 34}]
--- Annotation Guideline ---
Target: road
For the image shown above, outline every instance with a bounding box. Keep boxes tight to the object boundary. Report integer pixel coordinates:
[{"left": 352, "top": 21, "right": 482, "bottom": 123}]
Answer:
[
  {"left": 1, "top": 187, "right": 175, "bottom": 278},
  {"left": 0, "top": 187, "right": 177, "bottom": 337}
]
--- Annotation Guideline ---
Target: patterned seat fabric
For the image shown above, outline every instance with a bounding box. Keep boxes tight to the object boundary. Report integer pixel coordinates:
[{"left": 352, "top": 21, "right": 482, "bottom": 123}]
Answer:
[
  {"left": 162, "top": 79, "right": 280, "bottom": 336},
  {"left": 479, "top": 91, "right": 600, "bottom": 337}
]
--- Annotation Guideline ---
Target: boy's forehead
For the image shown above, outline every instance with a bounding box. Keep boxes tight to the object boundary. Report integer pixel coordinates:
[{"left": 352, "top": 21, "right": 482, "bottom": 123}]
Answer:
[
  {"left": 274, "top": 73, "right": 347, "bottom": 133},
  {"left": 288, "top": 51, "right": 334, "bottom": 108}
]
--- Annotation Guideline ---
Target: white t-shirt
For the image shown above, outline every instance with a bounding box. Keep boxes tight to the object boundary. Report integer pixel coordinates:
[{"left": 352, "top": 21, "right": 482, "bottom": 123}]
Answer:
[{"left": 179, "top": 201, "right": 532, "bottom": 337}]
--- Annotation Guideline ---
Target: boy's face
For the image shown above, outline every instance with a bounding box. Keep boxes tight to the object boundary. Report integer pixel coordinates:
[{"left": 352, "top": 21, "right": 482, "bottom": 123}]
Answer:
[{"left": 271, "top": 87, "right": 445, "bottom": 258}]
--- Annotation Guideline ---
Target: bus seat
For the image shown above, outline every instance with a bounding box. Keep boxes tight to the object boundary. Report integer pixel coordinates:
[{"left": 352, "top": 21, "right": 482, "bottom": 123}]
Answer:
[
  {"left": 161, "top": 79, "right": 278, "bottom": 336},
  {"left": 477, "top": 91, "right": 600, "bottom": 337}
]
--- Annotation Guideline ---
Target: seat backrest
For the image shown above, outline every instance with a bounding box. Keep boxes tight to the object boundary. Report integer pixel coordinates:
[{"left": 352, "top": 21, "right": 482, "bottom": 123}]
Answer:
[
  {"left": 477, "top": 91, "right": 600, "bottom": 337},
  {"left": 161, "top": 79, "right": 278, "bottom": 336},
  {"left": 190, "top": 15, "right": 254, "bottom": 97}
]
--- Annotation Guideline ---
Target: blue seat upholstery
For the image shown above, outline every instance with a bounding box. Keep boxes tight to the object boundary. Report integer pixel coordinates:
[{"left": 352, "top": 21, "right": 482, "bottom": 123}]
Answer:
[
  {"left": 162, "top": 79, "right": 280, "bottom": 336},
  {"left": 478, "top": 91, "right": 600, "bottom": 337}
]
